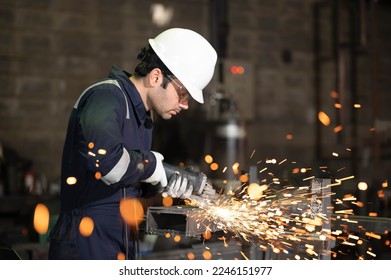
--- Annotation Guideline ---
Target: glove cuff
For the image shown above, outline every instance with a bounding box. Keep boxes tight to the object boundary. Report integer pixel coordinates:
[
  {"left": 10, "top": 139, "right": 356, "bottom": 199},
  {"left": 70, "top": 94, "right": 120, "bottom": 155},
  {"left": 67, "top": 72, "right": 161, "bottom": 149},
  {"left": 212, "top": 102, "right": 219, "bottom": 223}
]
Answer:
[{"left": 141, "top": 151, "right": 168, "bottom": 186}]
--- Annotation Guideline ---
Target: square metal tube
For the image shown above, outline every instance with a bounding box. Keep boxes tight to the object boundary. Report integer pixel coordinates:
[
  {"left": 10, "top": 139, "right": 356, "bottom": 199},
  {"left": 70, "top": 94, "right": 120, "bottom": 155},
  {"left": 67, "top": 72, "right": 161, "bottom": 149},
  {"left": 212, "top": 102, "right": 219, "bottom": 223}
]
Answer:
[{"left": 145, "top": 206, "right": 218, "bottom": 237}]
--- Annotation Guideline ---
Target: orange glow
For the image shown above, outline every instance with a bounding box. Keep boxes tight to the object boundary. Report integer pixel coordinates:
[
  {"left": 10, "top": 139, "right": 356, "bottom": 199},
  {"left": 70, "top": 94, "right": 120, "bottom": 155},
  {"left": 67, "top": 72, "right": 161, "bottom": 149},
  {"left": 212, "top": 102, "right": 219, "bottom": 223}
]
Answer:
[
  {"left": 354, "top": 103, "right": 361, "bottom": 109},
  {"left": 79, "top": 216, "right": 94, "bottom": 237},
  {"left": 292, "top": 168, "right": 300, "bottom": 174},
  {"left": 88, "top": 142, "right": 94, "bottom": 149},
  {"left": 66, "top": 176, "right": 77, "bottom": 185},
  {"left": 333, "top": 125, "right": 343, "bottom": 133},
  {"left": 203, "top": 231, "right": 212, "bottom": 240},
  {"left": 239, "top": 174, "right": 249, "bottom": 183},
  {"left": 117, "top": 252, "right": 126, "bottom": 260},
  {"left": 355, "top": 201, "right": 364, "bottom": 207},
  {"left": 187, "top": 252, "right": 195, "bottom": 260},
  {"left": 202, "top": 250, "right": 212, "bottom": 260},
  {"left": 318, "top": 111, "right": 331, "bottom": 126},
  {"left": 95, "top": 172, "right": 102, "bottom": 180},
  {"left": 286, "top": 134, "right": 293, "bottom": 140},
  {"left": 119, "top": 198, "right": 144, "bottom": 226},
  {"left": 165, "top": 233, "right": 171, "bottom": 238},
  {"left": 162, "top": 195, "right": 173, "bottom": 207},
  {"left": 210, "top": 162, "right": 219, "bottom": 171},
  {"left": 334, "top": 103, "right": 342, "bottom": 109},
  {"left": 204, "top": 155, "right": 213, "bottom": 164},
  {"left": 369, "top": 212, "right": 378, "bottom": 217},
  {"left": 33, "top": 203, "right": 50, "bottom": 234},
  {"left": 173, "top": 235, "right": 181, "bottom": 242},
  {"left": 330, "top": 91, "right": 339, "bottom": 99}
]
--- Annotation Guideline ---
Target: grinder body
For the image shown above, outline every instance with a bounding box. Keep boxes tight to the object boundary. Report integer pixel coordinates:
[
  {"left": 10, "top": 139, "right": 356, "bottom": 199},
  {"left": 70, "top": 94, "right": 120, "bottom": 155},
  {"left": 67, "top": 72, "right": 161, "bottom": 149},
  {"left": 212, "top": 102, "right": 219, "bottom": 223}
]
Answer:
[{"left": 162, "top": 162, "right": 208, "bottom": 195}]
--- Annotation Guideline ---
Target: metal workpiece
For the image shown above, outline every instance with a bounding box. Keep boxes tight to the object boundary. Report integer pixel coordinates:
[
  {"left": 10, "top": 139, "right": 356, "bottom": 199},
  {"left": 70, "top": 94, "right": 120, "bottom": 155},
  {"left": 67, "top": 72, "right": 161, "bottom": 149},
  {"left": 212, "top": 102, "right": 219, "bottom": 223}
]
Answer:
[{"left": 145, "top": 206, "right": 219, "bottom": 238}]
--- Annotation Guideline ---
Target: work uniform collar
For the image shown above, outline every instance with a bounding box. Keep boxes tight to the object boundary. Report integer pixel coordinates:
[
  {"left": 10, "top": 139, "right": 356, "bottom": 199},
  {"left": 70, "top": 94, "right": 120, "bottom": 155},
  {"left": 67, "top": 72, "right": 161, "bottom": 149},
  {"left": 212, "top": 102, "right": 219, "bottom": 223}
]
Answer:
[{"left": 108, "top": 65, "right": 153, "bottom": 129}]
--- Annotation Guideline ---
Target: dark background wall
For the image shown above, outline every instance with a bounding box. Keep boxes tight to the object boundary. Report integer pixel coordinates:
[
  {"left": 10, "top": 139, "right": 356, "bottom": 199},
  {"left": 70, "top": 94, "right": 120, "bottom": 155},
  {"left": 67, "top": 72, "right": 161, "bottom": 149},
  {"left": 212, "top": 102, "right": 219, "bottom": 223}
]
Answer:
[
  {"left": 0, "top": 0, "right": 211, "bottom": 185},
  {"left": 0, "top": 0, "right": 390, "bottom": 213}
]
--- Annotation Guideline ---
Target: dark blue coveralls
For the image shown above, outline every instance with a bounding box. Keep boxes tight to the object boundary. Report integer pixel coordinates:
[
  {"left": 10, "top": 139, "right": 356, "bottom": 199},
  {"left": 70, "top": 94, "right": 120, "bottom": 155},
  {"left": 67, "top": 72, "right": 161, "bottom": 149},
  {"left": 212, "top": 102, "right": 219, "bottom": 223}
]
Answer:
[{"left": 48, "top": 66, "right": 159, "bottom": 259}]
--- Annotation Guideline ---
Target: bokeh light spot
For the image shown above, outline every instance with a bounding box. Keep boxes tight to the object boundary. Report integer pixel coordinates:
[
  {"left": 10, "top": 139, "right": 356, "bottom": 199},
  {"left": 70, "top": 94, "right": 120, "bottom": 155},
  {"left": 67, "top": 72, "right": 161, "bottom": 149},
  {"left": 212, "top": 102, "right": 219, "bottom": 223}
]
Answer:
[
  {"left": 187, "top": 252, "right": 195, "bottom": 260},
  {"left": 239, "top": 174, "right": 249, "bottom": 183},
  {"left": 66, "top": 176, "right": 77, "bottom": 185},
  {"left": 79, "top": 216, "right": 94, "bottom": 237},
  {"left": 203, "top": 250, "right": 212, "bottom": 260},
  {"left": 120, "top": 198, "right": 144, "bottom": 226},
  {"left": 204, "top": 155, "right": 213, "bottom": 164},
  {"left": 210, "top": 162, "right": 219, "bottom": 171},
  {"left": 162, "top": 195, "right": 173, "bottom": 207},
  {"left": 247, "top": 183, "right": 267, "bottom": 201},
  {"left": 203, "top": 231, "right": 212, "bottom": 240},
  {"left": 318, "top": 111, "right": 331, "bottom": 126},
  {"left": 33, "top": 203, "right": 50, "bottom": 234},
  {"left": 117, "top": 252, "right": 126, "bottom": 260}
]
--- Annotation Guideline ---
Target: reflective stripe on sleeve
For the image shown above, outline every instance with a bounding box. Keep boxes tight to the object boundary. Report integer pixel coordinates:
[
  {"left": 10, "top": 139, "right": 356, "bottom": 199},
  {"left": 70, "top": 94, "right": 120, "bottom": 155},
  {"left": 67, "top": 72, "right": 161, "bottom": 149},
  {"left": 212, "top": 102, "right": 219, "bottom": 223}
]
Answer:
[{"left": 101, "top": 147, "right": 130, "bottom": 185}]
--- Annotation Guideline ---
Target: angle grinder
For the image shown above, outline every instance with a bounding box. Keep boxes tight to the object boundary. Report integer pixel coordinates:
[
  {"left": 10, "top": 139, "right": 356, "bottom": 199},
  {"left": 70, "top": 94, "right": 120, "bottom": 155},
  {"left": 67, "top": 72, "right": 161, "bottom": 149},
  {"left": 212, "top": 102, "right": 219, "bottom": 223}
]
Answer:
[{"left": 162, "top": 162, "right": 214, "bottom": 196}]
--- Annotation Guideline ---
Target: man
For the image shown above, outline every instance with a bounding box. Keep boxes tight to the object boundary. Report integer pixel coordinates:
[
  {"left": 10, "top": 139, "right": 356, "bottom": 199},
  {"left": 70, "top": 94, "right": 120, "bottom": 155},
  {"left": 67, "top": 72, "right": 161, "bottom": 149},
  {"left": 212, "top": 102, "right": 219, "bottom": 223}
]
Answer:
[{"left": 48, "top": 28, "right": 217, "bottom": 260}]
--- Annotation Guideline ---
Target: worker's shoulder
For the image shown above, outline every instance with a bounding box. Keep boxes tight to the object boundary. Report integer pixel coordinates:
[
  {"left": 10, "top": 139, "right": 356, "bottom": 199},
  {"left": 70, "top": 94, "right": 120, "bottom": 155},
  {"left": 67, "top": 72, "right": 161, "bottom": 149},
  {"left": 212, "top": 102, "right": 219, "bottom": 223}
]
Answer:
[
  {"left": 74, "top": 79, "right": 125, "bottom": 109},
  {"left": 86, "top": 79, "right": 124, "bottom": 93}
]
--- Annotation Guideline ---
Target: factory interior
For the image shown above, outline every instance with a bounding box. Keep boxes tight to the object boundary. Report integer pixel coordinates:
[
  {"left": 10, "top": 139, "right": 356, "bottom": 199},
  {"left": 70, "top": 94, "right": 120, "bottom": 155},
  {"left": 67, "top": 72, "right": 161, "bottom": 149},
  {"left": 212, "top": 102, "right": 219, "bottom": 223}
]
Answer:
[{"left": 0, "top": 0, "right": 390, "bottom": 260}]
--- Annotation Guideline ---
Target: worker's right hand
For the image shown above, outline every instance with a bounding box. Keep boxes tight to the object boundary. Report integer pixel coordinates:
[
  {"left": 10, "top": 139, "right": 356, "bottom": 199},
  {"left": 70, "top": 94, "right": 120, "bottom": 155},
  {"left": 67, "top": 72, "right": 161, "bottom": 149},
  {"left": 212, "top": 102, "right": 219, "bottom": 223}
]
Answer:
[
  {"left": 165, "top": 173, "right": 194, "bottom": 198},
  {"left": 141, "top": 151, "right": 168, "bottom": 187}
]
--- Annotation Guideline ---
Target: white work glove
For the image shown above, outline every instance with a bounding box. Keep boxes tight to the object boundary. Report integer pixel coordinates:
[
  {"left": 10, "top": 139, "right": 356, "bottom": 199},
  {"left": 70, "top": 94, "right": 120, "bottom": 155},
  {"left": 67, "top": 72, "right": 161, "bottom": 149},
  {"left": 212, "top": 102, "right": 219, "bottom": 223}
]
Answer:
[
  {"left": 201, "top": 183, "right": 216, "bottom": 196},
  {"left": 165, "top": 173, "right": 194, "bottom": 199},
  {"left": 141, "top": 151, "right": 167, "bottom": 187}
]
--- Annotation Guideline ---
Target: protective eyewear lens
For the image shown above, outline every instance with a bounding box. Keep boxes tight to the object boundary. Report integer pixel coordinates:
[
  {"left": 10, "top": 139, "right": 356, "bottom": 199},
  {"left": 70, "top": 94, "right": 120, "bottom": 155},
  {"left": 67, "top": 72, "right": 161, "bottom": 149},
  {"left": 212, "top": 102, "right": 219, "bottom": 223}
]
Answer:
[{"left": 166, "top": 75, "right": 189, "bottom": 102}]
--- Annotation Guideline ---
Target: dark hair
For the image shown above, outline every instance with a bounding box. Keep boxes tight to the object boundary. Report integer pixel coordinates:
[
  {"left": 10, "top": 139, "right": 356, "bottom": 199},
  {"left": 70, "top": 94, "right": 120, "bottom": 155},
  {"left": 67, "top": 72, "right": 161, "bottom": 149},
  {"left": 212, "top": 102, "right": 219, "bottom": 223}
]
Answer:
[{"left": 134, "top": 45, "right": 172, "bottom": 88}]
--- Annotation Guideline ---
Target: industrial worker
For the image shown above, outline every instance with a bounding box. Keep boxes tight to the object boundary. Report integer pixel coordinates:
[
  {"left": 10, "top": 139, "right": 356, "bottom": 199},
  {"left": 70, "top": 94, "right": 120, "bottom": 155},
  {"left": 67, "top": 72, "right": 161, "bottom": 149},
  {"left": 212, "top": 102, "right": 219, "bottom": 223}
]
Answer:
[{"left": 48, "top": 28, "right": 217, "bottom": 260}]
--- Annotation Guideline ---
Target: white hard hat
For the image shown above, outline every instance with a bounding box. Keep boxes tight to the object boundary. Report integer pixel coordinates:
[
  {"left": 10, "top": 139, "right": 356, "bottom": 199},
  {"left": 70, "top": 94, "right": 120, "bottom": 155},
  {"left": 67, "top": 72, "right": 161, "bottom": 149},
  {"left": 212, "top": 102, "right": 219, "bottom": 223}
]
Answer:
[{"left": 149, "top": 28, "right": 217, "bottom": 103}]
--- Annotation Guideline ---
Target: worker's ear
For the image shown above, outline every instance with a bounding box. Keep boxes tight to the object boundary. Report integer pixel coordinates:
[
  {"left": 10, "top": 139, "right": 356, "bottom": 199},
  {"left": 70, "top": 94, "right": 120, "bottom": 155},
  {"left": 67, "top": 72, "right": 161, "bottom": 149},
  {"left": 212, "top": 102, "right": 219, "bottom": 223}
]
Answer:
[{"left": 149, "top": 68, "right": 163, "bottom": 87}]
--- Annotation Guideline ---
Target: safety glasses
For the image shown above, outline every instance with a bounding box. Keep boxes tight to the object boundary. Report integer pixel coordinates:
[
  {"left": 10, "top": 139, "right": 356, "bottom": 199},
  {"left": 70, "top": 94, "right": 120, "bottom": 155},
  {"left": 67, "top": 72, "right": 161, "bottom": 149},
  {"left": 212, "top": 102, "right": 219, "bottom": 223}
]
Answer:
[{"left": 166, "top": 75, "right": 189, "bottom": 103}]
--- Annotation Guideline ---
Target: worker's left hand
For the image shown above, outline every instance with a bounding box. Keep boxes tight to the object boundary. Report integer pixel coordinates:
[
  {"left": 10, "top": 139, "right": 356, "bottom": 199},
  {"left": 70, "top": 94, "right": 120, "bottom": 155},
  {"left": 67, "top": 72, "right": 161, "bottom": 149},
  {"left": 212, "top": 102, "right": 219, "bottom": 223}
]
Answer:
[{"left": 165, "top": 173, "right": 194, "bottom": 198}]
